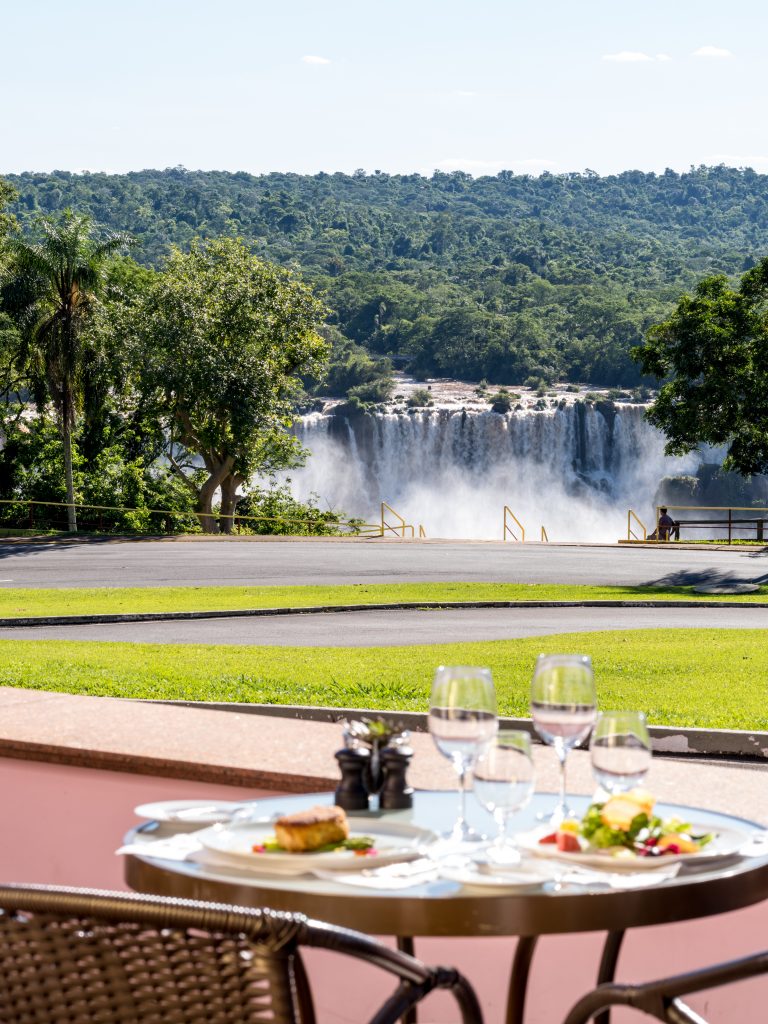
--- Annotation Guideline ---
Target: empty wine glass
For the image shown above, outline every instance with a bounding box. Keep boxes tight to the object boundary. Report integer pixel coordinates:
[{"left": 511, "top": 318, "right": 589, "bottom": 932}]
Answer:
[
  {"left": 473, "top": 730, "right": 535, "bottom": 864},
  {"left": 591, "top": 710, "right": 652, "bottom": 794},
  {"left": 531, "top": 654, "right": 596, "bottom": 825},
  {"left": 429, "top": 665, "right": 498, "bottom": 842}
]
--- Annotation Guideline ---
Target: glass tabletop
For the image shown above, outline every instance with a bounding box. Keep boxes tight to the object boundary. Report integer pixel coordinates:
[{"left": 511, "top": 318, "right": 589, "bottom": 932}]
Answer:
[{"left": 124, "top": 790, "right": 768, "bottom": 938}]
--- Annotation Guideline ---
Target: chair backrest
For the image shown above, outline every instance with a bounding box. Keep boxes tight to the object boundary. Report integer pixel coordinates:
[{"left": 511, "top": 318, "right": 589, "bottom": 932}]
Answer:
[{"left": 0, "top": 884, "right": 483, "bottom": 1024}]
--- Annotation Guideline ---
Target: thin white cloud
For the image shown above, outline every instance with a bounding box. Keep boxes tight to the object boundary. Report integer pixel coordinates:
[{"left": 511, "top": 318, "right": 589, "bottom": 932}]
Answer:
[
  {"left": 693, "top": 45, "right": 733, "bottom": 58},
  {"left": 602, "top": 51, "right": 654, "bottom": 63},
  {"left": 655, "top": 53, "right": 672, "bottom": 62},
  {"left": 453, "top": 90, "right": 478, "bottom": 98},
  {"left": 432, "top": 157, "right": 557, "bottom": 176},
  {"left": 301, "top": 55, "right": 331, "bottom": 65}
]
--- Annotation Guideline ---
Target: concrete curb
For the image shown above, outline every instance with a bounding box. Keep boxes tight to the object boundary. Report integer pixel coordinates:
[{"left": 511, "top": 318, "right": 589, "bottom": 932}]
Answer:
[
  {"left": 1, "top": 597, "right": 767, "bottom": 628},
  {"left": 0, "top": 534, "right": 765, "bottom": 550},
  {"left": 147, "top": 700, "right": 768, "bottom": 762}
]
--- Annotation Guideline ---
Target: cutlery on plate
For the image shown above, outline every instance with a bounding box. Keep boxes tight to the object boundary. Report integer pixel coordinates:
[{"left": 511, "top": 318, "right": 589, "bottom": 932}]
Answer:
[{"left": 166, "top": 805, "right": 282, "bottom": 822}]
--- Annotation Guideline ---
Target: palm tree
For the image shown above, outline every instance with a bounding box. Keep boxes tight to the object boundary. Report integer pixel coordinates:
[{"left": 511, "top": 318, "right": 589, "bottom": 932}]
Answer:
[{"left": 4, "top": 213, "right": 130, "bottom": 530}]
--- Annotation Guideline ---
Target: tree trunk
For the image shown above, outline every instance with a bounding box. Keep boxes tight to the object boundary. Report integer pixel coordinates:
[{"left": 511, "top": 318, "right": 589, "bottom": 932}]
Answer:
[
  {"left": 219, "top": 473, "right": 244, "bottom": 534},
  {"left": 194, "top": 456, "right": 236, "bottom": 534},
  {"left": 196, "top": 475, "right": 221, "bottom": 534},
  {"left": 62, "top": 419, "right": 77, "bottom": 533}
]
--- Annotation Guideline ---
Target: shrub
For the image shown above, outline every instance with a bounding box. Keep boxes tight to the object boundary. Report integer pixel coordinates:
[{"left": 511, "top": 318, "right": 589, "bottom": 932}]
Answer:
[
  {"left": 489, "top": 388, "right": 512, "bottom": 413},
  {"left": 347, "top": 377, "right": 394, "bottom": 405},
  {"left": 235, "top": 483, "right": 347, "bottom": 536},
  {"left": 407, "top": 388, "right": 433, "bottom": 408}
]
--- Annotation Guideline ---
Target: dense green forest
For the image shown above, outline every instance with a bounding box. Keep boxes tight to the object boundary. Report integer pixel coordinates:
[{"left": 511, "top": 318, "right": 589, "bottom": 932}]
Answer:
[{"left": 5, "top": 165, "right": 768, "bottom": 388}]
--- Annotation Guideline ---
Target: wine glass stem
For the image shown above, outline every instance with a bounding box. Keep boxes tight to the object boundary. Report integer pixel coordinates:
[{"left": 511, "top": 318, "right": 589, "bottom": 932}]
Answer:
[
  {"left": 496, "top": 811, "right": 510, "bottom": 847},
  {"left": 457, "top": 764, "right": 468, "bottom": 830},
  {"left": 557, "top": 743, "right": 568, "bottom": 818}
]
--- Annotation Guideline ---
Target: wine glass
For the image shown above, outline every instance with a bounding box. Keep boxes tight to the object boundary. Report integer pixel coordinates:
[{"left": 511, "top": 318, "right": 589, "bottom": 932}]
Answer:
[
  {"left": 473, "top": 730, "right": 535, "bottom": 864},
  {"left": 530, "top": 654, "right": 596, "bottom": 825},
  {"left": 591, "top": 710, "right": 652, "bottom": 794},
  {"left": 429, "top": 665, "right": 498, "bottom": 842}
]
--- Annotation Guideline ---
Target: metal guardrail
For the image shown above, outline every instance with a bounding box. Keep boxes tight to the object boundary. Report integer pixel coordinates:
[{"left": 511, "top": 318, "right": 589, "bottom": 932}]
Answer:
[
  {"left": 0, "top": 497, "right": 431, "bottom": 542},
  {"left": 503, "top": 506, "right": 525, "bottom": 542},
  {"left": 658, "top": 505, "right": 768, "bottom": 544},
  {"left": 0, "top": 498, "right": 378, "bottom": 538},
  {"left": 540, "top": 526, "right": 549, "bottom": 543},
  {"left": 627, "top": 509, "right": 648, "bottom": 542},
  {"left": 380, "top": 501, "right": 417, "bottom": 538}
]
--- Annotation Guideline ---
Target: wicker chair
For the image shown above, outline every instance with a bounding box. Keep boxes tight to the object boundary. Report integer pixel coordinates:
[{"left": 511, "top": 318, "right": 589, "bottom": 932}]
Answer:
[
  {"left": 0, "top": 883, "right": 483, "bottom": 1024},
  {"left": 562, "top": 949, "right": 768, "bottom": 1024}
]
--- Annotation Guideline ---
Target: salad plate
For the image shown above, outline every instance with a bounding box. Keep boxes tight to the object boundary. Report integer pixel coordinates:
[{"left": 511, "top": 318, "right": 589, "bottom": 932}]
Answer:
[
  {"left": 196, "top": 818, "right": 436, "bottom": 875},
  {"left": 516, "top": 822, "right": 748, "bottom": 870}
]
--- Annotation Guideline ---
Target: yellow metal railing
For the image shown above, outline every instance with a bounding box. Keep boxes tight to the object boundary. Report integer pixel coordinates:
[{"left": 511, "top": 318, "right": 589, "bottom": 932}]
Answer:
[
  {"left": 503, "top": 506, "right": 525, "bottom": 542},
  {"left": 380, "top": 501, "right": 415, "bottom": 538},
  {"left": 657, "top": 505, "right": 768, "bottom": 544},
  {"left": 418, "top": 524, "right": 427, "bottom": 538},
  {"left": 627, "top": 509, "right": 647, "bottom": 542},
  {"left": 540, "top": 526, "right": 549, "bottom": 543}
]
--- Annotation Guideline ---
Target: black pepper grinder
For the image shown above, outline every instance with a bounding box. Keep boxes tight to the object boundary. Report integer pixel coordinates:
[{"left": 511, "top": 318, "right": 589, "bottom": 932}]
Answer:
[
  {"left": 378, "top": 745, "right": 413, "bottom": 810},
  {"left": 334, "top": 747, "right": 371, "bottom": 811}
]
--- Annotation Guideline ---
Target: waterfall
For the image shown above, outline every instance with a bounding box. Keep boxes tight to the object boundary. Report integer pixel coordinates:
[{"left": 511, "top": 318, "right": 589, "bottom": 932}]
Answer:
[{"left": 281, "top": 403, "right": 702, "bottom": 542}]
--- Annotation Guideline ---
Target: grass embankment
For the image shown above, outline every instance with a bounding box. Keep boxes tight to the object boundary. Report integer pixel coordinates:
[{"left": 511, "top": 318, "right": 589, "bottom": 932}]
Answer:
[
  {"left": 2, "top": 582, "right": 767, "bottom": 618},
  {"left": 2, "top": 629, "right": 766, "bottom": 731}
]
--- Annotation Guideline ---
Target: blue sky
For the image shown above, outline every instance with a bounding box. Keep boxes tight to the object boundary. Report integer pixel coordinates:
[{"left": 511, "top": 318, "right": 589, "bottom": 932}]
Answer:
[{"left": 3, "top": 0, "right": 767, "bottom": 176}]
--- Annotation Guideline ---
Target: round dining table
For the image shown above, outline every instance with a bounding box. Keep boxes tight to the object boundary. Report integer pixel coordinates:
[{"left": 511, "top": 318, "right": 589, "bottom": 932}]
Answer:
[{"left": 124, "top": 790, "right": 768, "bottom": 1024}]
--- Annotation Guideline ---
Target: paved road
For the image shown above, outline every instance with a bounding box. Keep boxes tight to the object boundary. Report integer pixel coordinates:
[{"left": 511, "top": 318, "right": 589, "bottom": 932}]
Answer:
[
  {"left": 0, "top": 537, "right": 766, "bottom": 589},
  {"left": 0, "top": 605, "right": 765, "bottom": 646}
]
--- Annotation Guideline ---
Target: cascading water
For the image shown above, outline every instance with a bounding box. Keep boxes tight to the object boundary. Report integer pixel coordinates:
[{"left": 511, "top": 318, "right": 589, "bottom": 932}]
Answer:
[{"left": 282, "top": 402, "right": 703, "bottom": 542}]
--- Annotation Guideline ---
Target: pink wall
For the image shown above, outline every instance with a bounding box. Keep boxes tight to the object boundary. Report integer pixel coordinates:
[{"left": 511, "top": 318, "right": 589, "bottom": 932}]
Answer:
[{"left": 1, "top": 756, "right": 765, "bottom": 1023}]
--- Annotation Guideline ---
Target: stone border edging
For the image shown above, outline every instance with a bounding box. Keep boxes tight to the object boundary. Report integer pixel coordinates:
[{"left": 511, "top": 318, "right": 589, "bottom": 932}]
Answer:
[
  {"left": 0, "top": 597, "right": 767, "bottom": 628},
  {"left": 146, "top": 699, "right": 768, "bottom": 762}
]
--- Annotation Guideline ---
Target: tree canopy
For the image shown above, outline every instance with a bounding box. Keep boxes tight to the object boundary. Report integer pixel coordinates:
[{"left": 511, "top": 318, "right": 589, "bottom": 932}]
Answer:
[
  {"left": 633, "top": 257, "right": 768, "bottom": 475},
  {"left": 7, "top": 165, "right": 768, "bottom": 388},
  {"left": 124, "top": 238, "right": 329, "bottom": 532},
  {"left": 1, "top": 213, "right": 131, "bottom": 528}
]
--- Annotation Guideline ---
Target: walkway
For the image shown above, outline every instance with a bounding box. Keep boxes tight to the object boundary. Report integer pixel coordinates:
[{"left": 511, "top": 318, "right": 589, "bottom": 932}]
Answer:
[{"left": 1, "top": 604, "right": 765, "bottom": 645}]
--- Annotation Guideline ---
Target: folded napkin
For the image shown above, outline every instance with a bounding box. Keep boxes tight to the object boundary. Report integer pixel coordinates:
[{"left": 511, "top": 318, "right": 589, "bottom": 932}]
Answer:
[
  {"left": 116, "top": 834, "right": 203, "bottom": 861},
  {"left": 738, "top": 833, "right": 768, "bottom": 858},
  {"left": 313, "top": 859, "right": 440, "bottom": 890},
  {"left": 557, "top": 865, "right": 681, "bottom": 889}
]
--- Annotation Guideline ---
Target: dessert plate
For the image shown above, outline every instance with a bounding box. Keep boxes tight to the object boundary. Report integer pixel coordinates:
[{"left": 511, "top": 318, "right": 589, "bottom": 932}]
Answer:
[
  {"left": 134, "top": 800, "right": 256, "bottom": 825},
  {"left": 196, "top": 818, "right": 436, "bottom": 875},
  {"left": 516, "top": 823, "right": 748, "bottom": 870}
]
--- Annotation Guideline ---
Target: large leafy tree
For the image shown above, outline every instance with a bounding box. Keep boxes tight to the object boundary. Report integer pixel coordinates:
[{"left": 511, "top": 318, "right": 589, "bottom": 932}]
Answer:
[
  {"left": 2, "top": 213, "right": 130, "bottom": 530},
  {"left": 128, "top": 238, "right": 329, "bottom": 532},
  {"left": 633, "top": 258, "right": 768, "bottom": 474}
]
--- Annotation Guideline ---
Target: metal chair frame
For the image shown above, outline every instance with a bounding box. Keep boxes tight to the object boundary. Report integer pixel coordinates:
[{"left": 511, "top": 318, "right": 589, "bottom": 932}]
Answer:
[
  {"left": 563, "top": 948, "right": 768, "bottom": 1024},
  {"left": 0, "top": 883, "right": 483, "bottom": 1024}
]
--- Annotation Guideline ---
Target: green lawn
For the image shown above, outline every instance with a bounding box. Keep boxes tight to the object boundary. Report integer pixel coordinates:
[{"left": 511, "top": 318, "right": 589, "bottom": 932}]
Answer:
[
  {"left": 2, "top": 629, "right": 766, "bottom": 730},
  {"left": 1, "top": 581, "right": 767, "bottom": 618}
]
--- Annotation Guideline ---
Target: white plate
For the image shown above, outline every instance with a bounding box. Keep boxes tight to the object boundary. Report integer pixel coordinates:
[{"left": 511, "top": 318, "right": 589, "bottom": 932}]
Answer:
[
  {"left": 197, "top": 818, "right": 436, "bottom": 875},
  {"left": 516, "top": 823, "right": 748, "bottom": 871},
  {"left": 134, "top": 800, "right": 253, "bottom": 825}
]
